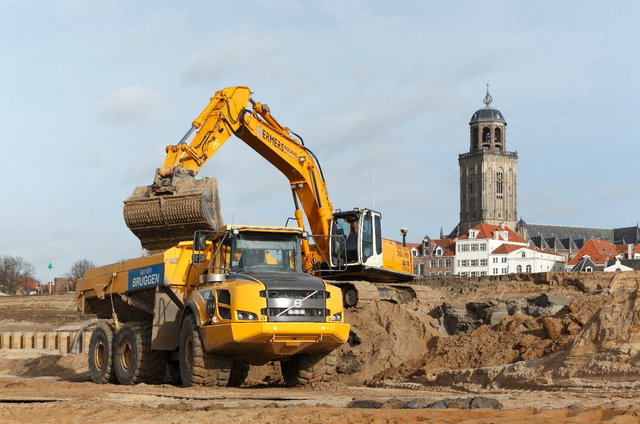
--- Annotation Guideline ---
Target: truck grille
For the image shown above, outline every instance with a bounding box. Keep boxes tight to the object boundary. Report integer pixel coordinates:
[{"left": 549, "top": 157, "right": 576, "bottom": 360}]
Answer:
[
  {"left": 261, "top": 308, "right": 328, "bottom": 318},
  {"left": 261, "top": 290, "right": 328, "bottom": 322},
  {"left": 261, "top": 290, "right": 328, "bottom": 299}
]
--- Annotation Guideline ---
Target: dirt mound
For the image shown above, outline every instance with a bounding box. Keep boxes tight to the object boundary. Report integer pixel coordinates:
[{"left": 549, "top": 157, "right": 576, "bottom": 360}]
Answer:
[
  {"left": 334, "top": 300, "right": 439, "bottom": 385},
  {"left": 0, "top": 349, "right": 88, "bottom": 380},
  {"left": 551, "top": 287, "right": 640, "bottom": 381}
]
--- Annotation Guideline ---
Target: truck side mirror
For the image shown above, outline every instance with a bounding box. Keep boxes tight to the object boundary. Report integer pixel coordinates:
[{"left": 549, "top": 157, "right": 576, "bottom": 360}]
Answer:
[{"left": 194, "top": 233, "right": 207, "bottom": 251}]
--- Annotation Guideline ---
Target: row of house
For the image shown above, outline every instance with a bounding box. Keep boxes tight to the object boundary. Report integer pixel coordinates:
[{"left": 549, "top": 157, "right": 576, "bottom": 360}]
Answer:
[
  {"left": 410, "top": 223, "right": 640, "bottom": 277},
  {"left": 409, "top": 223, "right": 562, "bottom": 277}
]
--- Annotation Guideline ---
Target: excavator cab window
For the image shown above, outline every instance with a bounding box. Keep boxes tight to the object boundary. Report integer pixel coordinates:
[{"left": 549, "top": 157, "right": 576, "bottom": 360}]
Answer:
[
  {"left": 333, "top": 214, "right": 360, "bottom": 264},
  {"left": 362, "top": 212, "right": 374, "bottom": 262}
]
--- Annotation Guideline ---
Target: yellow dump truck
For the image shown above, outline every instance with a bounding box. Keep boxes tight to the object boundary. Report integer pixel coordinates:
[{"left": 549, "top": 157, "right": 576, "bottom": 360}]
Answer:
[{"left": 76, "top": 225, "right": 349, "bottom": 387}]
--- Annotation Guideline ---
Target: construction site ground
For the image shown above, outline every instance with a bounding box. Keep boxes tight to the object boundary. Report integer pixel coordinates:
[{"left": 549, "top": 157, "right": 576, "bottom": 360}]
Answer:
[{"left": 2, "top": 271, "right": 640, "bottom": 423}]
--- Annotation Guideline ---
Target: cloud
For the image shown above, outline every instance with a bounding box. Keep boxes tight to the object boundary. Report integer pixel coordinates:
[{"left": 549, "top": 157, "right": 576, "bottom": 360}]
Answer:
[
  {"left": 99, "top": 86, "right": 166, "bottom": 124},
  {"left": 181, "top": 32, "right": 291, "bottom": 84}
]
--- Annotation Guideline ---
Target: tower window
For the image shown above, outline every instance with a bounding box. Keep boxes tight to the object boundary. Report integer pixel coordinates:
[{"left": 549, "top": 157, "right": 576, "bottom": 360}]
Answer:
[
  {"left": 494, "top": 127, "right": 502, "bottom": 150},
  {"left": 496, "top": 171, "right": 504, "bottom": 199},
  {"left": 482, "top": 127, "right": 491, "bottom": 149}
]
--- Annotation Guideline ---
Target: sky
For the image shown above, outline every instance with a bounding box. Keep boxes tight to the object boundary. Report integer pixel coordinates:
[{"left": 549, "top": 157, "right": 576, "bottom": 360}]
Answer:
[{"left": 1, "top": 0, "right": 639, "bottom": 283}]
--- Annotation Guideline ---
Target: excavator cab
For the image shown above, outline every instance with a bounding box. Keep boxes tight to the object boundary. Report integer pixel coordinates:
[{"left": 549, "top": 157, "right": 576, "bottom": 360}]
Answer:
[{"left": 330, "top": 208, "right": 383, "bottom": 271}]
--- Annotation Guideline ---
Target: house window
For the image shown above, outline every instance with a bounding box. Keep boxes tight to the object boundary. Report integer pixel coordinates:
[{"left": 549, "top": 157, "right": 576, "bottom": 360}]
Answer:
[
  {"left": 460, "top": 272, "right": 467, "bottom": 277},
  {"left": 435, "top": 247, "right": 443, "bottom": 256},
  {"left": 480, "top": 259, "right": 487, "bottom": 266},
  {"left": 461, "top": 260, "right": 468, "bottom": 267},
  {"left": 445, "top": 259, "right": 452, "bottom": 268},
  {"left": 417, "top": 264, "right": 424, "bottom": 275},
  {"left": 521, "top": 252, "right": 526, "bottom": 258},
  {"left": 526, "top": 264, "right": 532, "bottom": 273},
  {"left": 502, "top": 267, "right": 508, "bottom": 273},
  {"left": 501, "top": 257, "right": 507, "bottom": 263},
  {"left": 470, "top": 260, "right": 478, "bottom": 266},
  {"left": 471, "top": 244, "right": 478, "bottom": 251},
  {"left": 493, "top": 257, "right": 498, "bottom": 264},
  {"left": 445, "top": 272, "right": 451, "bottom": 276},
  {"left": 585, "top": 266, "right": 593, "bottom": 272},
  {"left": 480, "top": 271, "right": 486, "bottom": 276},
  {"left": 516, "top": 265, "right": 522, "bottom": 273},
  {"left": 430, "top": 260, "right": 436, "bottom": 268},
  {"left": 479, "top": 243, "right": 486, "bottom": 251},
  {"left": 437, "top": 259, "right": 443, "bottom": 268},
  {"left": 493, "top": 268, "right": 499, "bottom": 274},
  {"left": 470, "top": 271, "right": 477, "bottom": 277}
]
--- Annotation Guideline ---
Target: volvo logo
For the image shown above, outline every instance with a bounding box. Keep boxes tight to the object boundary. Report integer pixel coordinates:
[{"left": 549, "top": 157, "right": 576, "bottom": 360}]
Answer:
[{"left": 293, "top": 299, "right": 303, "bottom": 308}]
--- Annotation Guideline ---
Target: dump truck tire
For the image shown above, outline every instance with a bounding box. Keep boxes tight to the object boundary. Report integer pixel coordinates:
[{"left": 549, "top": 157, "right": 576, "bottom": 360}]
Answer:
[
  {"left": 88, "top": 322, "right": 117, "bottom": 384},
  {"left": 179, "top": 314, "right": 231, "bottom": 387},
  {"left": 280, "top": 351, "right": 337, "bottom": 386},
  {"left": 227, "top": 359, "right": 250, "bottom": 387},
  {"left": 113, "top": 322, "right": 167, "bottom": 385}
]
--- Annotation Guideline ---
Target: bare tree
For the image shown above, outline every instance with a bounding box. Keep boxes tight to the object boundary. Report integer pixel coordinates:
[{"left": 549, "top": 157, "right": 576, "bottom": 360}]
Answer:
[
  {"left": 0, "top": 256, "right": 36, "bottom": 294},
  {"left": 66, "top": 258, "right": 96, "bottom": 281}
]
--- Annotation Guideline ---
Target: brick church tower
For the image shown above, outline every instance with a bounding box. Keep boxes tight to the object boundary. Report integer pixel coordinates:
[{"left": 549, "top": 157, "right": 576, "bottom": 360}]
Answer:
[{"left": 457, "top": 86, "right": 518, "bottom": 235}]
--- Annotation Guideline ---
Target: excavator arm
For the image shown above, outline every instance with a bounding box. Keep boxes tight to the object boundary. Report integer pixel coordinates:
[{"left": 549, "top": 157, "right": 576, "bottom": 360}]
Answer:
[{"left": 124, "top": 86, "right": 334, "bottom": 266}]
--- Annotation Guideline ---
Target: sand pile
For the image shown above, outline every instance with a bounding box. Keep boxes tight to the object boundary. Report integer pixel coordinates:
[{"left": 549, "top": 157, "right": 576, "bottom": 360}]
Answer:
[
  {"left": 334, "top": 300, "right": 439, "bottom": 385},
  {"left": 0, "top": 349, "right": 88, "bottom": 380},
  {"left": 550, "top": 287, "right": 640, "bottom": 381}
]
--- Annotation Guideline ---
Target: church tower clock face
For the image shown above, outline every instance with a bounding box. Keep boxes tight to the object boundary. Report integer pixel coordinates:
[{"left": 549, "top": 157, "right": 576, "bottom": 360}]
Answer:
[{"left": 458, "top": 85, "right": 518, "bottom": 235}]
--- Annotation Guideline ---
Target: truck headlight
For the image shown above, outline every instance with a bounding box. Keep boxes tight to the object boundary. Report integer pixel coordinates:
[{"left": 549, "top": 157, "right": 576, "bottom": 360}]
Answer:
[
  {"left": 331, "top": 312, "right": 342, "bottom": 321},
  {"left": 206, "top": 298, "right": 216, "bottom": 316},
  {"left": 236, "top": 310, "right": 258, "bottom": 321}
]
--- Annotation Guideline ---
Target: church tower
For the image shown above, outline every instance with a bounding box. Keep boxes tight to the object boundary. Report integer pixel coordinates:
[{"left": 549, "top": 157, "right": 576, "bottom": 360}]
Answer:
[{"left": 457, "top": 86, "right": 517, "bottom": 235}]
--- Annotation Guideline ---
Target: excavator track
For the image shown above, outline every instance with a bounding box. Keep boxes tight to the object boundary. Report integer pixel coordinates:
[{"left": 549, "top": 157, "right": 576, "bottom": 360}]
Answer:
[
  {"left": 123, "top": 177, "right": 223, "bottom": 251},
  {"left": 331, "top": 280, "right": 435, "bottom": 308}
]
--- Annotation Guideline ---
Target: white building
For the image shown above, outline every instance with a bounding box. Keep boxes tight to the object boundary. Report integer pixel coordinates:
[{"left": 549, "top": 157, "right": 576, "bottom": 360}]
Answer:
[{"left": 455, "top": 224, "right": 565, "bottom": 277}]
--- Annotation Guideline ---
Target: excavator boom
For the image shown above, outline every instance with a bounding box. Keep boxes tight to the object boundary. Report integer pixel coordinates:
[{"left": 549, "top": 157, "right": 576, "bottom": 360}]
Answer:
[{"left": 123, "top": 86, "right": 414, "bottom": 282}]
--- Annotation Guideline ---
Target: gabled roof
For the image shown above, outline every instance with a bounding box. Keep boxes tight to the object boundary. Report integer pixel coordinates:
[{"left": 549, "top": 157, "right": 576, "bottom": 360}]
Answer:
[
  {"left": 459, "top": 223, "right": 526, "bottom": 244},
  {"left": 571, "top": 256, "right": 602, "bottom": 272},
  {"left": 491, "top": 244, "right": 522, "bottom": 254},
  {"left": 567, "top": 239, "right": 623, "bottom": 266},
  {"left": 491, "top": 243, "right": 563, "bottom": 257},
  {"left": 432, "top": 238, "right": 456, "bottom": 256}
]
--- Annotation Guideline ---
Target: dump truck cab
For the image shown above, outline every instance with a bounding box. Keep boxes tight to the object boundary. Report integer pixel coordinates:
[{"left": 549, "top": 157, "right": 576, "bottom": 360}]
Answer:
[{"left": 189, "top": 225, "right": 347, "bottom": 359}]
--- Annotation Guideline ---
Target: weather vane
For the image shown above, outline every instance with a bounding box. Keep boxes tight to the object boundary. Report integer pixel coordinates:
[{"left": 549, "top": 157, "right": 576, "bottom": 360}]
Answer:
[{"left": 483, "top": 76, "right": 493, "bottom": 107}]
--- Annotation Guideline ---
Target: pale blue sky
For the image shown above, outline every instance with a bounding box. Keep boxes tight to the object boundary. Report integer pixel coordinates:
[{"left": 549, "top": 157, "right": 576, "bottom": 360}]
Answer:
[{"left": 1, "top": 1, "right": 638, "bottom": 282}]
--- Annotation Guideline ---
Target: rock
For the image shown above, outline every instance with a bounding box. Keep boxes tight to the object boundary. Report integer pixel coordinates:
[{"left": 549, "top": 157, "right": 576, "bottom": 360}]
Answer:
[
  {"left": 542, "top": 317, "right": 563, "bottom": 340},
  {"left": 347, "top": 399, "right": 384, "bottom": 409},
  {"left": 469, "top": 396, "right": 502, "bottom": 409},
  {"left": 399, "top": 398, "right": 429, "bottom": 409}
]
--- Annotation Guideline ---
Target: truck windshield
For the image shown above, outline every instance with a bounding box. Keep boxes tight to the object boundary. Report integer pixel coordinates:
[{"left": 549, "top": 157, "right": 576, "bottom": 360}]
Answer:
[{"left": 230, "top": 233, "right": 302, "bottom": 273}]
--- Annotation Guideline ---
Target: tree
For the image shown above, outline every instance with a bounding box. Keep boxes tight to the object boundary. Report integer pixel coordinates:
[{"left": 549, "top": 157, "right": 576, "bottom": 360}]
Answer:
[
  {"left": 66, "top": 258, "right": 96, "bottom": 280},
  {"left": 0, "top": 256, "right": 36, "bottom": 294},
  {"left": 65, "top": 259, "right": 95, "bottom": 292}
]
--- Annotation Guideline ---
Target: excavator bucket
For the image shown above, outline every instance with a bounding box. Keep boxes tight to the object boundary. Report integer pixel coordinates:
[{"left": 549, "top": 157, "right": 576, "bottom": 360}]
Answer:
[{"left": 123, "top": 177, "right": 223, "bottom": 252}]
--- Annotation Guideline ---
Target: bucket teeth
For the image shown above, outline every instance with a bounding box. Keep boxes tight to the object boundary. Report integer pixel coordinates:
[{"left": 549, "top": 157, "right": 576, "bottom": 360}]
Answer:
[{"left": 123, "top": 177, "right": 222, "bottom": 251}]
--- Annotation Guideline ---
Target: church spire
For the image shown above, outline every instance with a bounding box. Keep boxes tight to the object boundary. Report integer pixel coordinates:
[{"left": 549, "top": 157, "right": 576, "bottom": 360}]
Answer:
[{"left": 483, "top": 82, "right": 493, "bottom": 107}]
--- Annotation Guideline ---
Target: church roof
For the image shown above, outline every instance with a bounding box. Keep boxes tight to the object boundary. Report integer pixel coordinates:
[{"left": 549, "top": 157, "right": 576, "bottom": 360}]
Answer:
[{"left": 469, "top": 87, "right": 506, "bottom": 124}]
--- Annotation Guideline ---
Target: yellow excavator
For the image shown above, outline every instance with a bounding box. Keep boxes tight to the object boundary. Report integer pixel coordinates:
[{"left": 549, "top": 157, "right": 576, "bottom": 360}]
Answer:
[{"left": 124, "top": 86, "right": 416, "bottom": 306}]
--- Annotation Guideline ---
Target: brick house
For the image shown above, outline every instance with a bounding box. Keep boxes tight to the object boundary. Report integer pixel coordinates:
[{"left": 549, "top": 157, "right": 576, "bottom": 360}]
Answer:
[{"left": 410, "top": 237, "right": 455, "bottom": 277}]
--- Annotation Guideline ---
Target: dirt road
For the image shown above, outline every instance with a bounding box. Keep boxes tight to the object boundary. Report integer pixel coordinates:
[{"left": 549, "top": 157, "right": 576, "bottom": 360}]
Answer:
[{"left": 1, "top": 372, "right": 640, "bottom": 423}]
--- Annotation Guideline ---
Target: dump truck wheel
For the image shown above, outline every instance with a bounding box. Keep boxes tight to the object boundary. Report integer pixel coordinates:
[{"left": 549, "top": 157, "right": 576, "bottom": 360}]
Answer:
[
  {"left": 168, "top": 360, "right": 182, "bottom": 386},
  {"left": 227, "top": 359, "right": 250, "bottom": 387},
  {"left": 179, "top": 314, "right": 231, "bottom": 387},
  {"left": 88, "top": 322, "right": 117, "bottom": 384},
  {"left": 113, "top": 322, "right": 167, "bottom": 385},
  {"left": 280, "top": 351, "right": 337, "bottom": 386}
]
